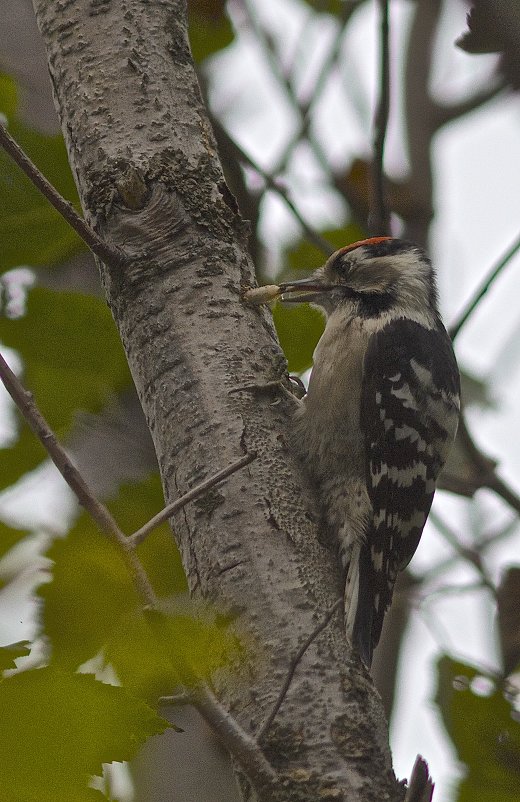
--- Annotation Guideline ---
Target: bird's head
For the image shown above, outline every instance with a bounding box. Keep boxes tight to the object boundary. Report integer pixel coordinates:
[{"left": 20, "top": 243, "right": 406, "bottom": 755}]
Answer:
[{"left": 279, "top": 237, "right": 438, "bottom": 318}]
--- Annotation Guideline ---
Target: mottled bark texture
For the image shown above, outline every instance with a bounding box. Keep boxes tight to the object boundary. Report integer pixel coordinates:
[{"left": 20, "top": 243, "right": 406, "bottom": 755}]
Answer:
[{"left": 31, "top": 1, "right": 401, "bottom": 799}]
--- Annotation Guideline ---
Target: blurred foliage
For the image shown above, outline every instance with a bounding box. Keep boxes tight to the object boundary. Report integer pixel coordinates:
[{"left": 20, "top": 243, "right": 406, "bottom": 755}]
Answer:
[
  {"left": 301, "top": 0, "right": 345, "bottom": 15},
  {"left": 436, "top": 656, "right": 520, "bottom": 802},
  {"left": 0, "top": 73, "right": 85, "bottom": 273},
  {"left": 0, "top": 640, "right": 30, "bottom": 671},
  {"left": 0, "top": 520, "right": 28, "bottom": 560},
  {"left": 273, "top": 302, "right": 324, "bottom": 374},
  {"left": 0, "top": 666, "right": 169, "bottom": 802},
  {"left": 188, "top": 0, "right": 234, "bottom": 63},
  {"left": 39, "top": 475, "right": 188, "bottom": 670},
  {"left": 0, "top": 286, "right": 133, "bottom": 488}
]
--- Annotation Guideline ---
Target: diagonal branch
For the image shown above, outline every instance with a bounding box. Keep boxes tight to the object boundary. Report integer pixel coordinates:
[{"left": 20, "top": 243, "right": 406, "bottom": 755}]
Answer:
[
  {"left": 449, "top": 231, "right": 520, "bottom": 339},
  {"left": 0, "top": 349, "right": 156, "bottom": 605},
  {"left": 128, "top": 452, "right": 256, "bottom": 547},
  {"left": 229, "top": 135, "right": 333, "bottom": 254},
  {"left": 0, "top": 124, "right": 127, "bottom": 268},
  {"left": 432, "top": 82, "right": 506, "bottom": 129}
]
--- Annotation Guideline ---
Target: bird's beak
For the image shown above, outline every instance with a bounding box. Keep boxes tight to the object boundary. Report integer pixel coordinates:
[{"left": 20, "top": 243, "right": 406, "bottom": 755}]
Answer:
[{"left": 277, "top": 276, "right": 333, "bottom": 304}]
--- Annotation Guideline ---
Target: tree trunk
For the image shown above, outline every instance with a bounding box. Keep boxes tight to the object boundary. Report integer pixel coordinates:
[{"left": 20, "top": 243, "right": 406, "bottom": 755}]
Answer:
[{"left": 31, "top": 1, "right": 401, "bottom": 798}]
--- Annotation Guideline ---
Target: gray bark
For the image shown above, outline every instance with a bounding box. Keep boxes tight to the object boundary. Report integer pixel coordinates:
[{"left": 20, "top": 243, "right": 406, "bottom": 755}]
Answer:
[{"left": 31, "top": 1, "right": 401, "bottom": 799}]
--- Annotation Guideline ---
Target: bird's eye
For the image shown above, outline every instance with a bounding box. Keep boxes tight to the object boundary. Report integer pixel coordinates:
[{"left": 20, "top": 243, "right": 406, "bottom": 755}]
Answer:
[{"left": 330, "top": 254, "right": 351, "bottom": 278}]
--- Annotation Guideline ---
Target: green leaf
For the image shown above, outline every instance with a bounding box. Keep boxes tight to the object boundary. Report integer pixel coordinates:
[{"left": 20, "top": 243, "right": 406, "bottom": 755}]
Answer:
[
  {"left": 272, "top": 302, "right": 324, "bottom": 373},
  {"left": 0, "top": 73, "right": 85, "bottom": 273},
  {"left": 0, "top": 520, "right": 29, "bottom": 560},
  {"left": 0, "top": 666, "right": 169, "bottom": 801},
  {"left": 39, "top": 516, "right": 140, "bottom": 668},
  {"left": 104, "top": 609, "right": 182, "bottom": 704},
  {"left": 301, "top": 0, "right": 345, "bottom": 14},
  {"left": 188, "top": 2, "right": 234, "bottom": 63},
  {"left": 436, "top": 656, "right": 520, "bottom": 801},
  {"left": 0, "top": 72, "right": 18, "bottom": 119},
  {"left": 110, "top": 474, "right": 187, "bottom": 598},
  {"left": 0, "top": 640, "right": 30, "bottom": 671},
  {"left": 144, "top": 606, "right": 244, "bottom": 686},
  {"left": 106, "top": 605, "right": 244, "bottom": 703},
  {"left": 0, "top": 286, "right": 132, "bottom": 488}
]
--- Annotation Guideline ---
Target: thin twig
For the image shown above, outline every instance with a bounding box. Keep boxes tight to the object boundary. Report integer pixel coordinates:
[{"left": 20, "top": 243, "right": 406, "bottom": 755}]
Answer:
[
  {"left": 370, "top": 0, "right": 391, "bottom": 235},
  {"left": 429, "top": 509, "right": 495, "bottom": 595},
  {"left": 418, "top": 515, "right": 519, "bottom": 585},
  {"left": 449, "top": 231, "right": 520, "bottom": 339},
  {"left": 0, "top": 123, "right": 126, "bottom": 267},
  {"left": 420, "top": 580, "right": 493, "bottom": 606},
  {"left": 231, "top": 137, "right": 333, "bottom": 255},
  {"left": 0, "top": 350, "right": 156, "bottom": 605},
  {"left": 486, "top": 473, "right": 520, "bottom": 517},
  {"left": 128, "top": 452, "right": 257, "bottom": 547},
  {"left": 404, "top": 755, "right": 434, "bottom": 802},
  {"left": 433, "top": 82, "right": 505, "bottom": 129},
  {"left": 158, "top": 692, "right": 190, "bottom": 706},
  {"left": 191, "top": 683, "right": 277, "bottom": 788},
  {"left": 240, "top": 0, "right": 357, "bottom": 177},
  {"left": 256, "top": 598, "right": 342, "bottom": 743}
]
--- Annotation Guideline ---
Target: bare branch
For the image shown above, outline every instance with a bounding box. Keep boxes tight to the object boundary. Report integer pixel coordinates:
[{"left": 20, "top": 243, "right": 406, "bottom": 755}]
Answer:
[
  {"left": 256, "top": 598, "right": 342, "bottom": 743},
  {"left": 486, "top": 473, "right": 520, "bottom": 518},
  {"left": 240, "top": 0, "right": 360, "bottom": 177},
  {"left": 0, "top": 350, "right": 156, "bottom": 605},
  {"left": 128, "top": 452, "right": 257, "bottom": 547},
  {"left": 429, "top": 509, "right": 496, "bottom": 596},
  {"left": 449, "top": 231, "right": 520, "bottom": 339},
  {"left": 432, "top": 82, "right": 506, "bottom": 129},
  {"left": 190, "top": 683, "right": 277, "bottom": 789},
  {"left": 404, "top": 755, "right": 434, "bottom": 802},
  {"left": 231, "top": 136, "right": 333, "bottom": 254},
  {"left": 418, "top": 515, "right": 519, "bottom": 585},
  {"left": 370, "top": 0, "right": 391, "bottom": 235},
  {"left": 0, "top": 123, "right": 126, "bottom": 268}
]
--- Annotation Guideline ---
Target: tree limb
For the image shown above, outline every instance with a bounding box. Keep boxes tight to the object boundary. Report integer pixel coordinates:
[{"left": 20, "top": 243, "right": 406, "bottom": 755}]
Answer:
[{"left": 30, "top": 1, "right": 397, "bottom": 799}]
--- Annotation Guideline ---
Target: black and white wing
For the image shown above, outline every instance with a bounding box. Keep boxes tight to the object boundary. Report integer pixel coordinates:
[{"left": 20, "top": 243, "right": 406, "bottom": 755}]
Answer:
[{"left": 354, "top": 317, "right": 460, "bottom": 666}]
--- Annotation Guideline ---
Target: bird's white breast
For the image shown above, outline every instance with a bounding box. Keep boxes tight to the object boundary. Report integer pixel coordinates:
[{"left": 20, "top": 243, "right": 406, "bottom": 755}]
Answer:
[{"left": 294, "top": 311, "right": 371, "bottom": 480}]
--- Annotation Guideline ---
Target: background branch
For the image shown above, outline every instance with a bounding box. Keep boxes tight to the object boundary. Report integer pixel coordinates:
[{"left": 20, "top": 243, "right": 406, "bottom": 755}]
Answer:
[{"left": 369, "top": 0, "right": 390, "bottom": 235}]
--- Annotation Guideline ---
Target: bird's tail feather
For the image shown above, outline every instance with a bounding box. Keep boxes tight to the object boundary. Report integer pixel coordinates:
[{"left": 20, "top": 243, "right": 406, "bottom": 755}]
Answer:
[{"left": 344, "top": 542, "right": 374, "bottom": 667}]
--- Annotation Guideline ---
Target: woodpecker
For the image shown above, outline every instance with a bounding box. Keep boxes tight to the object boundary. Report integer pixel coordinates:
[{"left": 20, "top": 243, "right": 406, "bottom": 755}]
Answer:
[{"left": 278, "top": 237, "right": 460, "bottom": 667}]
